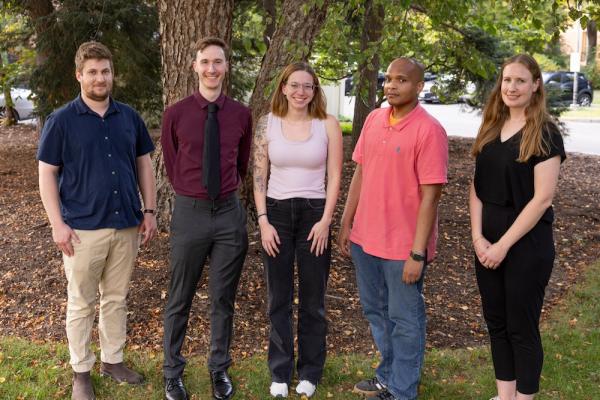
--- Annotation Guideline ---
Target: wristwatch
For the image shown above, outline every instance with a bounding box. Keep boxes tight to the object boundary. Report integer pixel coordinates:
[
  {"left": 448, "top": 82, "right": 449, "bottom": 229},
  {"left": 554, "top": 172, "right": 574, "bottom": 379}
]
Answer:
[
  {"left": 409, "top": 250, "right": 426, "bottom": 262},
  {"left": 143, "top": 209, "right": 156, "bottom": 214}
]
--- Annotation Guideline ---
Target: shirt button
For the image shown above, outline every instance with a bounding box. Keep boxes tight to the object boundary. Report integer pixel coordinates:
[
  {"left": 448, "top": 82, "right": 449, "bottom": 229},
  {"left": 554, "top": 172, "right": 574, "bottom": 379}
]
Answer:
[
  {"left": 108, "top": 154, "right": 112, "bottom": 157},
  {"left": 114, "top": 190, "right": 118, "bottom": 194},
  {"left": 112, "top": 171, "right": 116, "bottom": 175},
  {"left": 105, "top": 136, "right": 108, "bottom": 140},
  {"left": 115, "top": 211, "right": 119, "bottom": 215}
]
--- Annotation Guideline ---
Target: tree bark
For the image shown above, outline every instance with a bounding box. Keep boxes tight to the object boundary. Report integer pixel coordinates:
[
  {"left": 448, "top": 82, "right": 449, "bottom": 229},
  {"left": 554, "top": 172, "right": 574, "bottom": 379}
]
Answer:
[
  {"left": 240, "top": 0, "right": 330, "bottom": 225},
  {"left": 587, "top": 20, "right": 597, "bottom": 65},
  {"left": 154, "top": 0, "right": 234, "bottom": 231},
  {"left": 351, "top": 0, "right": 385, "bottom": 150},
  {"left": 262, "top": 0, "right": 277, "bottom": 47},
  {"left": 20, "top": 0, "right": 54, "bottom": 131},
  {"left": 249, "top": 0, "right": 329, "bottom": 122}
]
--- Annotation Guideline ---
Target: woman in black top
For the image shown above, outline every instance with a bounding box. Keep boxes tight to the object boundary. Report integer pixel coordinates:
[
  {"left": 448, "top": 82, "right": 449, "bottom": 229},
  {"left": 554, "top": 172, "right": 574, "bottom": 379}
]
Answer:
[{"left": 470, "top": 54, "right": 565, "bottom": 400}]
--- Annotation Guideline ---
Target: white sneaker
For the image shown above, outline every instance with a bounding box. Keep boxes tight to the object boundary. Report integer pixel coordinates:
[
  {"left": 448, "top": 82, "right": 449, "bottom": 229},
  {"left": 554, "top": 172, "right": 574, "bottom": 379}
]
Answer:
[
  {"left": 296, "top": 380, "right": 316, "bottom": 397},
  {"left": 270, "top": 382, "right": 288, "bottom": 398}
]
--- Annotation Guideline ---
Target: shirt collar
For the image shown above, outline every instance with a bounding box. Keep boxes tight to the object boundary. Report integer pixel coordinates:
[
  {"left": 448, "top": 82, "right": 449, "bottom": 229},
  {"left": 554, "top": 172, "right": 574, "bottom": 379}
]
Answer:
[
  {"left": 193, "top": 91, "right": 226, "bottom": 110},
  {"left": 74, "top": 94, "right": 120, "bottom": 116},
  {"left": 384, "top": 103, "right": 424, "bottom": 130}
]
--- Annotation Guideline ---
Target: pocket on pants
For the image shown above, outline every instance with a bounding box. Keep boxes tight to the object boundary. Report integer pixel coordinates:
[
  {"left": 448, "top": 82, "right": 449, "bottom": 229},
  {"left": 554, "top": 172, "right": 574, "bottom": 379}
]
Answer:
[{"left": 305, "top": 198, "right": 325, "bottom": 210}]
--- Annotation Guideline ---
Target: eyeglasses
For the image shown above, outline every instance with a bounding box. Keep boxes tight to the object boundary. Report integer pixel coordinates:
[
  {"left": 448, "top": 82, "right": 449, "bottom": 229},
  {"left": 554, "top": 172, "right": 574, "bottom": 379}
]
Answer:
[{"left": 286, "top": 82, "right": 316, "bottom": 92}]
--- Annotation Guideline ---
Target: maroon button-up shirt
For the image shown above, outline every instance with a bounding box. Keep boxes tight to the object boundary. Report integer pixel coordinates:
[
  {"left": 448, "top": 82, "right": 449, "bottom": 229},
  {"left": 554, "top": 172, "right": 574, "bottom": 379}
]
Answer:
[{"left": 161, "top": 92, "right": 253, "bottom": 199}]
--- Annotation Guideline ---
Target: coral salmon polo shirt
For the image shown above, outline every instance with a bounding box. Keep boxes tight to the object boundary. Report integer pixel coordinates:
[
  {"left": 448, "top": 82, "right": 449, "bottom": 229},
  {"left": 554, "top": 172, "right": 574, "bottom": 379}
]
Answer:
[{"left": 350, "top": 104, "right": 448, "bottom": 261}]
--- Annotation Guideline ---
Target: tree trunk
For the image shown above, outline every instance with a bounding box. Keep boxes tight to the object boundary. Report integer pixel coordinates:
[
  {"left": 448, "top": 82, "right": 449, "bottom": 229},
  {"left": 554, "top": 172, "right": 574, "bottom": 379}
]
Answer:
[
  {"left": 154, "top": 0, "right": 234, "bottom": 231},
  {"left": 587, "top": 20, "right": 597, "bottom": 65},
  {"left": 249, "top": 0, "right": 329, "bottom": 122},
  {"left": 240, "top": 0, "right": 330, "bottom": 226},
  {"left": 262, "top": 0, "right": 277, "bottom": 47},
  {"left": 21, "top": 0, "right": 54, "bottom": 131},
  {"left": 0, "top": 56, "right": 17, "bottom": 127},
  {"left": 351, "top": 0, "right": 385, "bottom": 150}
]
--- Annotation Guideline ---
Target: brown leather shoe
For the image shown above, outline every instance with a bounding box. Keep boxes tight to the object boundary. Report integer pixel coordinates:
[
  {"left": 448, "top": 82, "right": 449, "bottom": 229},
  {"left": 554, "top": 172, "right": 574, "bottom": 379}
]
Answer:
[
  {"left": 100, "top": 362, "right": 144, "bottom": 384},
  {"left": 72, "top": 371, "right": 95, "bottom": 400}
]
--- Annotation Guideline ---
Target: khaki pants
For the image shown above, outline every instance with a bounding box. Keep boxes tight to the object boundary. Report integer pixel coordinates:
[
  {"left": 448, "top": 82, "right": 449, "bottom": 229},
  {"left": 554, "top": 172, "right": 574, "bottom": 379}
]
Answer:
[{"left": 63, "top": 227, "right": 139, "bottom": 373}]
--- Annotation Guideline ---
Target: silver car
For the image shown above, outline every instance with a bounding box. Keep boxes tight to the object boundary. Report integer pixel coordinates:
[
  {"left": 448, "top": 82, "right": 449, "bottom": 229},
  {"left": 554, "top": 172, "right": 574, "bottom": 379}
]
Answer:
[{"left": 0, "top": 87, "right": 35, "bottom": 121}]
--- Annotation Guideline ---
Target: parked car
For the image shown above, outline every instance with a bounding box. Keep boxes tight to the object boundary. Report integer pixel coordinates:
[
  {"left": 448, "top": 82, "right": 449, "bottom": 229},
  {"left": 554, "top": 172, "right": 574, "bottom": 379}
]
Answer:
[
  {"left": 543, "top": 71, "right": 593, "bottom": 106},
  {"left": 0, "top": 87, "right": 35, "bottom": 120},
  {"left": 419, "top": 74, "right": 475, "bottom": 104}
]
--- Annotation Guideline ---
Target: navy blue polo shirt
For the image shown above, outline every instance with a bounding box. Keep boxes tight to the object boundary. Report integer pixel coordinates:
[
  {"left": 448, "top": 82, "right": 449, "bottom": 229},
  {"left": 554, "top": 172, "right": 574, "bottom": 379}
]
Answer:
[{"left": 37, "top": 95, "right": 154, "bottom": 230}]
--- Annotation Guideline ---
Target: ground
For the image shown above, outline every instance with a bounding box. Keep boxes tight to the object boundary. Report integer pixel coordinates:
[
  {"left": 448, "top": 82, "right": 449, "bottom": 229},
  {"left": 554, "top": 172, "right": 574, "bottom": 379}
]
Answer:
[{"left": 0, "top": 123, "right": 599, "bottom": 362}]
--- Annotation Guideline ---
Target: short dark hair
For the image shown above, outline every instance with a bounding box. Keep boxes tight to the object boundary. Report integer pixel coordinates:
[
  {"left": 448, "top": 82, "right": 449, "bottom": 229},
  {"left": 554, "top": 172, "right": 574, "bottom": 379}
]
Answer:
[
  {"left": 75, "top": 41, "right": 113, "bottom": 72},
  {"left": 193, "top": 37, "right": 229, "bottom": 59}
]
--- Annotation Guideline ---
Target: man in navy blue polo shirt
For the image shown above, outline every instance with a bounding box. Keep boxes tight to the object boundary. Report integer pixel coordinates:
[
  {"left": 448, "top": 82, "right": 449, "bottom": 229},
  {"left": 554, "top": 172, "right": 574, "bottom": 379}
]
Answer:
[{"left": 37, "top": 41, "right": 157, "bottom": 400}]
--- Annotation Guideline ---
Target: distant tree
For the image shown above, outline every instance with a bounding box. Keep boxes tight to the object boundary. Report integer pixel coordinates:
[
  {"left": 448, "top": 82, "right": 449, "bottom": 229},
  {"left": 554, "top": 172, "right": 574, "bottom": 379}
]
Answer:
[
  {"left": 351, "top": 0, "right": 385, "bottom": 148},
  {"left": 6, "top": 0, "right": 161, "bottom": 124},
  {"left": 0, "top": 9, "right": 34, "bottom": 126}
]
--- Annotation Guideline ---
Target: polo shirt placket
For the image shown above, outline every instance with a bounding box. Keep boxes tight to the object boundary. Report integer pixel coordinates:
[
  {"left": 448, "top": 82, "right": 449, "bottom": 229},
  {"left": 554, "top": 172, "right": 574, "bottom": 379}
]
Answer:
[{"left": 99, "top": 112, "right": 124, "bottom": 224}]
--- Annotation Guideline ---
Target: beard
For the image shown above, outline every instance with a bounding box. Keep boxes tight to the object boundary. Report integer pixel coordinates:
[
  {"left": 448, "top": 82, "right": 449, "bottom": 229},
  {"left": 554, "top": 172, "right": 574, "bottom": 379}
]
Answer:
[{"left": 84, "top": 84, "right": 111, "bottom": 102}]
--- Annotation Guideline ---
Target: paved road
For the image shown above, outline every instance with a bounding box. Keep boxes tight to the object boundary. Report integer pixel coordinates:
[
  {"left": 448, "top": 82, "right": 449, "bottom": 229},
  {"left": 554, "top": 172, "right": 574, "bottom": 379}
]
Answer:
[{"left": 421, "top": 103, "right": 600, "bottom": 155}]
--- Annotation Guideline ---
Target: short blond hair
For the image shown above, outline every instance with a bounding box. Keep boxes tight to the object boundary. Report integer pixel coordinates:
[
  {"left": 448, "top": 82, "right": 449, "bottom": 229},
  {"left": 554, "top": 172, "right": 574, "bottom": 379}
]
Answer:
[{"left": 75, "top": 41, "right": 113, "bottom": 72}]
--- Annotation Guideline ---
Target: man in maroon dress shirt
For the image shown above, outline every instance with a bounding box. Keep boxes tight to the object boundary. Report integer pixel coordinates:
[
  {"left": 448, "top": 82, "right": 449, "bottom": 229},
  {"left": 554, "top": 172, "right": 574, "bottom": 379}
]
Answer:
[{"left": 161, "top": 37, "right": 252, "bottom": 400}]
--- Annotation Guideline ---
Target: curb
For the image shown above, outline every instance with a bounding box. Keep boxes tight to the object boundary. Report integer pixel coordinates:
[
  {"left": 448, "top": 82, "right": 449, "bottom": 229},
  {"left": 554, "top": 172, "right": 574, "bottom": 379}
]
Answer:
[{"left": 560, "top": 118, "right": 600, "bottom": 123}]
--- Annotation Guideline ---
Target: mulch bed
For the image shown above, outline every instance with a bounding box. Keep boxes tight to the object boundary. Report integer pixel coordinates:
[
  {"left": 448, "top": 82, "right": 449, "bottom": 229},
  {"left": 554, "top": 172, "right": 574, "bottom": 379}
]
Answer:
[{"left": 1, "top": 123, "right": 599, "bottom": 362}]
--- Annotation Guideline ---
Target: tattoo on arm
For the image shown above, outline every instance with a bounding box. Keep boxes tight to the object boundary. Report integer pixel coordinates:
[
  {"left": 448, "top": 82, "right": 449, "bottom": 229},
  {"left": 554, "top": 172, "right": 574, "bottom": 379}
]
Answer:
[{"left": 253, "top": 116, "right": 268, "bottom": 193}]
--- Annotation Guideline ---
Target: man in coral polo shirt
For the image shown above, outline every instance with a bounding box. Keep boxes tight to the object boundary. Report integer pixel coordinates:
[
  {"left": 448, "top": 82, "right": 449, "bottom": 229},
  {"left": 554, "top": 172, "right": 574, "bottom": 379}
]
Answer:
[{"left": 338, "top": 58, "right": 448, "bottom": 400}]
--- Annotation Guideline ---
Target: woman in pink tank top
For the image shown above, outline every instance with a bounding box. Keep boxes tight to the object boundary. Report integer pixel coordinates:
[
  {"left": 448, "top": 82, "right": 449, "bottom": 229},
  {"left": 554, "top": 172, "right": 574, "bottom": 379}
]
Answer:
[{"left": 253, "top": 62, "right": 343, "bottom": 398}]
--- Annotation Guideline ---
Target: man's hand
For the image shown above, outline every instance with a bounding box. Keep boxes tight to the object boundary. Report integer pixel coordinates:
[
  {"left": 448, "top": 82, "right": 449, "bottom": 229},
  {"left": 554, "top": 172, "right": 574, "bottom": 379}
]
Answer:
[
  {"left": 52, "top": 222, "right": 80, "bottom": 257},
  {"left": 138, "top": 213, "right": 157, "bottom": 246},
  {"left": 402, "top": 258, "right": 424, "bottom": 284},
  {"left": 337, "top": 224, "right": 351, "bottom": 258}
]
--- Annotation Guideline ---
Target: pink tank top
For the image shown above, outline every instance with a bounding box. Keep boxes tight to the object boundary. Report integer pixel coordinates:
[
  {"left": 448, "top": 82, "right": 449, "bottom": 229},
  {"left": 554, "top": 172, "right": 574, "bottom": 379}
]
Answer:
[{"left": 266, "top": 113, "right": 328, "bottom": 199}]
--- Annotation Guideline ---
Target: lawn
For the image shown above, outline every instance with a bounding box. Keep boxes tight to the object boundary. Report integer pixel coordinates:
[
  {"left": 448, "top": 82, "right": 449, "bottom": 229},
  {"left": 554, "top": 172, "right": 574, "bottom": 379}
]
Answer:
[
  {"left": 560, "top": 90, "right": 600, "bottom": 119},
  {"left": 1, "top": 261, "right": 598, "bottom": 399}
]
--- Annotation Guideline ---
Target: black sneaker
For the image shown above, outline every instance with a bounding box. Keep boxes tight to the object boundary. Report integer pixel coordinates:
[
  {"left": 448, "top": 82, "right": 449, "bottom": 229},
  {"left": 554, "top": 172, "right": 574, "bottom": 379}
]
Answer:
[
  {"left": 353, "top": 376, "right": 386, "bottom": 396},
  {"left": 367, "top": 389, "right": 396, "bottom": 400}
]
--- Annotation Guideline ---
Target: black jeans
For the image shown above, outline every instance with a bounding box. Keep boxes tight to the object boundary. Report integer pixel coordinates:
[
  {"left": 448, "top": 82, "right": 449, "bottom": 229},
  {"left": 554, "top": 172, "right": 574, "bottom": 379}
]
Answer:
[
  {"left": 163, "top": 194, "right": 248, "bottom": 378},
  {"left": 264, "top": 197, "right": 331, "bottom": 384},
  {"left": 475, "top": 203, "right": 555, "bottom": 395}
]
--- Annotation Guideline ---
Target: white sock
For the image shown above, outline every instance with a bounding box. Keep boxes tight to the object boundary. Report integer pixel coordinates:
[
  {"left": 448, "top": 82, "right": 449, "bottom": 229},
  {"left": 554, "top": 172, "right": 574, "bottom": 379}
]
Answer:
[
  {"left": 270, "top": 382, "right": 288, "bottom": 397},
  {"left": 295, "top": 380, "right": 316, "bottom": 397}
]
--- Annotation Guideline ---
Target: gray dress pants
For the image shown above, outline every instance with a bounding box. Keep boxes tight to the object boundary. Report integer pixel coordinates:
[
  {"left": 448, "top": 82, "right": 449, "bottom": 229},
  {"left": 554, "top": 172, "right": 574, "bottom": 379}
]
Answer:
[{"left": 163, "top": 193, "right": 248, "bottom": 378}]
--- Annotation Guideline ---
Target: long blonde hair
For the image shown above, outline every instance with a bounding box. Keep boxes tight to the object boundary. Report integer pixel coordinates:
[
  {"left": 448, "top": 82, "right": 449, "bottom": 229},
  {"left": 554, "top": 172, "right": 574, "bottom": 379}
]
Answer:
[
  {"left": 472, "top": 54, "right": 555, "bottom": 162},
  {"left": 271, "top": 62, "right": 327, "bottom": 120}
]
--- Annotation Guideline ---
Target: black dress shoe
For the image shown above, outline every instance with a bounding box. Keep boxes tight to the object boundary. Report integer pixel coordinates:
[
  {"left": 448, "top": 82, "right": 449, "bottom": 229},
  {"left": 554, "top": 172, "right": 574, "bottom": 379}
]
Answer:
[
  {"left": 165, "top": 376, "right": 188, "bottom": 400},
  {"left": 210, "top": 370, "right": 234, "bottom": 400}
]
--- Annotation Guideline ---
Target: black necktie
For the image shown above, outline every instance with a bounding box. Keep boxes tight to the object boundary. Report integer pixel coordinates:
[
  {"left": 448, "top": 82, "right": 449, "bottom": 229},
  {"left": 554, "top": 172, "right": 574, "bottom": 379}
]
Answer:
[{"left": 203, "top": 103, "right": 220, "bottom": 200}]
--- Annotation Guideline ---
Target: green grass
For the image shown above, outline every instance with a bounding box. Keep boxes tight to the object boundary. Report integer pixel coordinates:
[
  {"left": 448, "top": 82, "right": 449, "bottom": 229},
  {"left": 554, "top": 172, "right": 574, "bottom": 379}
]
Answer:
[
  {"left": 561, "top": 90, "right": 600, "bottom": 119},
  {"left": 340, "top": 121, "right": 352, "bottom": 136},
  {"left": 1, "top": 262, "right": 599, "bottom": 399}
]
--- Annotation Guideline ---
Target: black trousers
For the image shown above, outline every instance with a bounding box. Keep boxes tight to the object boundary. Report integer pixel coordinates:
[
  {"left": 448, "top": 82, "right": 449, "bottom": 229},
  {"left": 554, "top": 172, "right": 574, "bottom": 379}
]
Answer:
[
  {"left": 163, "top": 194, "right": 248, "bottom": 378},
  {"left": 264, "top": 197, "right": 331, "bottom": 384},
  {"left": 475, "top": 203, "right": 555, "bottom": 395}
]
